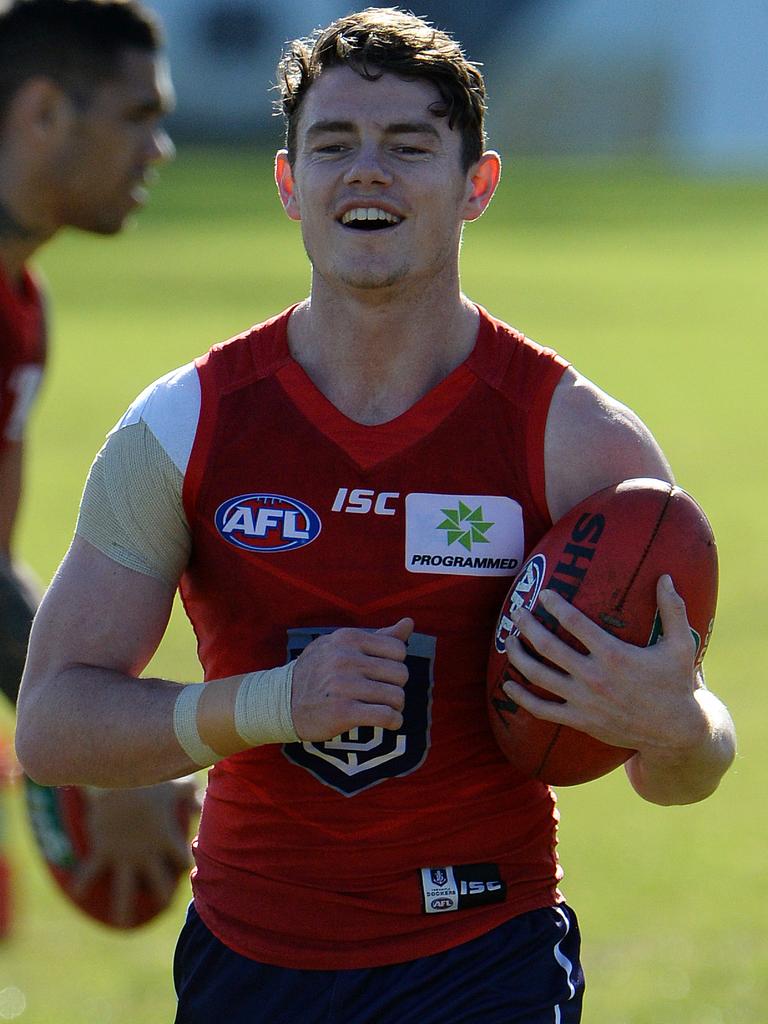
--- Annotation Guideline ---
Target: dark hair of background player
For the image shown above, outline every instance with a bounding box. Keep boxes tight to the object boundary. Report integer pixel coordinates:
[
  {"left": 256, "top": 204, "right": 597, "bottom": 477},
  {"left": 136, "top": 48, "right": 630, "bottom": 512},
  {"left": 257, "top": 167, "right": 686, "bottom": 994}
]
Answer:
[{"left": 0, "top": 0, "right": 162, "bottom": 125}]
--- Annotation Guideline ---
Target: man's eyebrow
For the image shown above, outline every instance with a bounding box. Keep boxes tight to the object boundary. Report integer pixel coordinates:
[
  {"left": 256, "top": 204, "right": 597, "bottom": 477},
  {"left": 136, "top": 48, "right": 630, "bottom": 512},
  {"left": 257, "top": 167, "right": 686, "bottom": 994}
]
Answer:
[
  {"left": 304, "top": 119, "right": 441, "bottom": 138},
  {"left": 384, "top": 122, "right": 441, "bottom": 138},
  {"left": 305, "top": 120, "right": 356, "bottom": 137}
]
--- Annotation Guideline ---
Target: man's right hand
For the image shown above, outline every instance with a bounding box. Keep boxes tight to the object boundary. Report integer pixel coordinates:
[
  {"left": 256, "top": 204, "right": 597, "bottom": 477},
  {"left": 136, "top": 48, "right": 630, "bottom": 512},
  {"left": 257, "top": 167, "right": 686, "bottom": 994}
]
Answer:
[{"left": 291, "top": 618, "right": 414, "bottom": 741}]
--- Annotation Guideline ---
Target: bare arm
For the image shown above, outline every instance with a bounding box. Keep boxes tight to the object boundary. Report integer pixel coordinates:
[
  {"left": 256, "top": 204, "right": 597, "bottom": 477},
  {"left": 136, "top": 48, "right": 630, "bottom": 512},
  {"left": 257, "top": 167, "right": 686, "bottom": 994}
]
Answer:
[
  {"left": 503, "top": 368, "right": 735, "bottom": 805},
  {"left": 16, "top": 536, "right": 193, "bottom": 786},
  {"left": 0, "top": 441, "right": 23, "bottom": 556},
  {"left": 16, "top": 536, "right": 413, "bottom": 788}
]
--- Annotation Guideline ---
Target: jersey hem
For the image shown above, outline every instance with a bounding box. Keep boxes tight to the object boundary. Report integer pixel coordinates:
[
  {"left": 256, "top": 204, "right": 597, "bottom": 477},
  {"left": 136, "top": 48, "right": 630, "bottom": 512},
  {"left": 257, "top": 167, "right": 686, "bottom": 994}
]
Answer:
[{"left": 191, "top": 888, "right": 564, "bottom": 971}]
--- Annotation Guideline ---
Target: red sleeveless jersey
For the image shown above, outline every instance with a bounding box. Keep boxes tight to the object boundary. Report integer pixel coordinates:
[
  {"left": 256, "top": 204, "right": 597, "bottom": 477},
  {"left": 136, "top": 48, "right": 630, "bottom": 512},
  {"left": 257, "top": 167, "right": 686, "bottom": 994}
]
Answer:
[
  {"left": 180, "top": 306, "right": 570, "bottom": 969},
  {"left": 0, "top": 264, "right": 46, "bottom": 452}
]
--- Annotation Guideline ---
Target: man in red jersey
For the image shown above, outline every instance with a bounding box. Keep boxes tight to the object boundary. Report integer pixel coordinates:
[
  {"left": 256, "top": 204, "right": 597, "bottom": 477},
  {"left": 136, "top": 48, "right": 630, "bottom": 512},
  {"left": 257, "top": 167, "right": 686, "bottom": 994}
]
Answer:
[
  {"left": 16, "top": 8, "right": 735, "bottom": 1020},
  {"left": 0, "top": 0, "right": 193, "bottom": 925}
]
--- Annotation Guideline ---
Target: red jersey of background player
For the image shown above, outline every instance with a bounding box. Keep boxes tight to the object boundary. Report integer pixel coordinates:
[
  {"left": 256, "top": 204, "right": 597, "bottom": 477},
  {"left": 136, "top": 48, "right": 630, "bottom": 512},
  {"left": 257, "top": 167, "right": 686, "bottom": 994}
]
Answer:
[
  {"left": 0, "top": 263, "right": 46, "bottom": 453},
  {"left": 180, "top": 307, "right": 570, "bottom": 970}
]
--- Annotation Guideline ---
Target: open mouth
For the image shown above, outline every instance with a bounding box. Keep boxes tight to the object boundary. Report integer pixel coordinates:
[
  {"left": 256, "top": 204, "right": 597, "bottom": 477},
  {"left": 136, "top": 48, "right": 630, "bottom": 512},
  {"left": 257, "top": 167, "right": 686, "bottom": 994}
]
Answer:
[{"left": 340, "top": 207, "right": 403, "bottom": 231}]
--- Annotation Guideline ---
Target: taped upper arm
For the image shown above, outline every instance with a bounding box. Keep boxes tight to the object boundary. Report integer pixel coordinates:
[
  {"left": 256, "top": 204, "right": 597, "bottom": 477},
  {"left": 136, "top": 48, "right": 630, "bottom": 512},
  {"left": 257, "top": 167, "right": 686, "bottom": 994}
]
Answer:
[
  {"left": 75, "top": 360, "right": 200, "bottom": 587},
  {"left": 76, "top": 421, "right": 190, "bottom": 587}
]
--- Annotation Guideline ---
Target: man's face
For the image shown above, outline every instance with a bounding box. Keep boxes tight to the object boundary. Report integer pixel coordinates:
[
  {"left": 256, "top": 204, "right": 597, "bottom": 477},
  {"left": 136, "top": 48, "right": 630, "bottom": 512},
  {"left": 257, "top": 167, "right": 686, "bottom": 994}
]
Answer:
[
  {"left": 53, "top": 47, "right": 175, "bottom": 235},
  {"left": 276, "top": 66, "right": 490, "bottom": 295}
]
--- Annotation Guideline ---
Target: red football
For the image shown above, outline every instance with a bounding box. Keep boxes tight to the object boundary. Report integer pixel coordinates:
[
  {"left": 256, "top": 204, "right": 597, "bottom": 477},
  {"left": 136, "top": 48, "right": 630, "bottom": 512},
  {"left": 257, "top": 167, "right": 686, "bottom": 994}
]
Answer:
[
  {"left": 487, "top": 478, "right": 718, "bottom": 785},
  {"left": 24, "top": 777, "right": 192, "bottom": 928}
]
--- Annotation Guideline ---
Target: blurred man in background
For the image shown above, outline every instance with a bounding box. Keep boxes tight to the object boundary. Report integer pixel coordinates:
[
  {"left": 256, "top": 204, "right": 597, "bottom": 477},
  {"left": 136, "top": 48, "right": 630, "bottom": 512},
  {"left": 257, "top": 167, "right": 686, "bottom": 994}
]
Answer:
[{"left": 0, "top": 0, "right": 193, "bottom": 926}]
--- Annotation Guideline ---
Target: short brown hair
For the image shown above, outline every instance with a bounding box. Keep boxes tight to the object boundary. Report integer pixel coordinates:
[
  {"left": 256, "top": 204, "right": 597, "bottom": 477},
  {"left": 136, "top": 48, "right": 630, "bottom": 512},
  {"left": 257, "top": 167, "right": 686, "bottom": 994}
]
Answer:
[
  {"left": 276, "top": 7, "right": 487, "bottom": 171},
  {"left": 0, "top": 0, "right": 162, "bottom": 124}
]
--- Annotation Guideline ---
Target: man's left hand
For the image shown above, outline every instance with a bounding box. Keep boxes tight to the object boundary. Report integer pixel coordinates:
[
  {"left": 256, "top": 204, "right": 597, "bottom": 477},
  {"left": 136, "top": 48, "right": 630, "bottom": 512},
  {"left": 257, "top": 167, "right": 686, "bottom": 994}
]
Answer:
[{"left": 502, "top": 574, "right": 707, "bottom": 756}]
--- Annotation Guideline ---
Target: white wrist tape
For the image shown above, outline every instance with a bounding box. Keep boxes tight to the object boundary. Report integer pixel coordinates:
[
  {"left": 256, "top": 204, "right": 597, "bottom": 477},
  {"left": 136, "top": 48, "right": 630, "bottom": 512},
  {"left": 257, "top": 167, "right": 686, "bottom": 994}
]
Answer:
[
  {"left": 233, "top": 661, "right": 299, "bottom": 747},
  {"left": 173, "top": 683, "right": 222, "bottom": 767}
]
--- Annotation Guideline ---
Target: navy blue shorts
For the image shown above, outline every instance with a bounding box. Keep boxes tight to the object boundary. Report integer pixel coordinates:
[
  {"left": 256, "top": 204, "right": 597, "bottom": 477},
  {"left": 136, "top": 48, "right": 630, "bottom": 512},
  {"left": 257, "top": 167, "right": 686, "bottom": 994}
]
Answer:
[{"left": 173, "top": 902, "right": 584, "bottom": 1023}]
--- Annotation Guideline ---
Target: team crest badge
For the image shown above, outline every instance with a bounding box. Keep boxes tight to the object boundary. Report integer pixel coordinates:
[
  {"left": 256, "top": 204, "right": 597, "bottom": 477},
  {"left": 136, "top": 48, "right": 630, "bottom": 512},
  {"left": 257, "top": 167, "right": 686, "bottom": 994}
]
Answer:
[{"left": 282, "top": 628, "right": 436, "bottom": 796}]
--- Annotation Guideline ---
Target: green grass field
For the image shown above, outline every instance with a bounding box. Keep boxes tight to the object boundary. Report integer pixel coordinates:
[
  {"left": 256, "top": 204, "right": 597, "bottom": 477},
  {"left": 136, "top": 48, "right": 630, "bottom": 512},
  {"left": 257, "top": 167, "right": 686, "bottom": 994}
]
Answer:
[{"left": 1, "top": 147, "right": 766, "bottom": 1022}]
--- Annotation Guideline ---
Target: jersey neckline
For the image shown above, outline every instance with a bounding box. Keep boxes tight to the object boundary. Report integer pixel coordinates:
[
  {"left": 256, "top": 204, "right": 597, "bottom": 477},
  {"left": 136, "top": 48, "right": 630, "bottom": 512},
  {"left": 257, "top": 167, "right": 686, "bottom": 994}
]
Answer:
[{"left": 271, "top": 305, "right": 493, "bottom": 470}]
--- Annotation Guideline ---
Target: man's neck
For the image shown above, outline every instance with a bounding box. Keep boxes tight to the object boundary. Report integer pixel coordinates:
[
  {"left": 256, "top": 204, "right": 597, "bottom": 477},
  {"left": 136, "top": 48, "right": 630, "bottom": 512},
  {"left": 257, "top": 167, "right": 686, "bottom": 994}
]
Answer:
[
  {"left": 286, "top": 282, "right": 479, "bottom": 425},
  {"left": 0, "top": 200, "right": 48, "bottom": 284},
  {"left": 0, "top": 163, "right": 56, "bottom": 282}
]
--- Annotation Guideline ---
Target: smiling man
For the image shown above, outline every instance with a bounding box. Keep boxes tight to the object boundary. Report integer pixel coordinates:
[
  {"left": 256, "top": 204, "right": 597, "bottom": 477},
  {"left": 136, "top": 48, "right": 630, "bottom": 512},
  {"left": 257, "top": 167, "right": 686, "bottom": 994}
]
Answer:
[
  {"left": 0, "top": 0, "right": 193, "bottom": 927},
  {"left": 14, "top": 8, "right": 735, "bottom": 1021}
]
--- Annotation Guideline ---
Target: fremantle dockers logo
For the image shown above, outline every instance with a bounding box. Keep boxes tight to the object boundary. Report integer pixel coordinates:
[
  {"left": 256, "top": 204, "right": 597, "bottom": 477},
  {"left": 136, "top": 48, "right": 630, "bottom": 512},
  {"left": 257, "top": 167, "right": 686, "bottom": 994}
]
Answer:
[
  {"left": 493, "top": 554, "right": 547, "bottom": 654},
  {"left": 282, "top": 627, "right": 436, "bottom": 796}
]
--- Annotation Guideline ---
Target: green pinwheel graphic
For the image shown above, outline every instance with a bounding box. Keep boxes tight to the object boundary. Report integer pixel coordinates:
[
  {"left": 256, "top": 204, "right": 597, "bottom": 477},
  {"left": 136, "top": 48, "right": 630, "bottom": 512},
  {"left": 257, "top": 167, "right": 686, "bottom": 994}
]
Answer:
[{"left": 437, "top": 501, "right": 494, "bottom": 551}]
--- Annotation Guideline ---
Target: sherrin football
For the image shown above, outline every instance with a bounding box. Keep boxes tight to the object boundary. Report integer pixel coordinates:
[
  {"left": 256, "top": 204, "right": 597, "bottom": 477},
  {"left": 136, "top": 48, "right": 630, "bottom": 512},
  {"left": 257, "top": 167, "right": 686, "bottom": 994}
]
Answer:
[
  {"left": 24, "top": 777, "right": 192, "bottom": 929},
  {"left": 487, "top": 478, "right": 718, "bottom": 785}
]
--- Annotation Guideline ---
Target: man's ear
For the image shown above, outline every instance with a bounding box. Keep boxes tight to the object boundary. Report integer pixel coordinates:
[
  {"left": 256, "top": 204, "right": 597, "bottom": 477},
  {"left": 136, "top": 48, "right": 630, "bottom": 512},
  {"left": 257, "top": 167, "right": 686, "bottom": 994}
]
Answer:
[
  {"left": 275, "top": 150, "right": 301, "bottom": 221},
  {"left": 10, "top": 77, "right": 77, "bottom": 145},
  {"left": 461, "top": 150, "right": 501, "bottom": 222}
]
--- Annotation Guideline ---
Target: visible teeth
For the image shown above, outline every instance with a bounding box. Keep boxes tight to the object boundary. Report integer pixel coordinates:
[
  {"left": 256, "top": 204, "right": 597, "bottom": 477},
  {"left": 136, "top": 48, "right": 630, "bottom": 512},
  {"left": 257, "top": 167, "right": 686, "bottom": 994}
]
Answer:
[{"left": 341, "top": 207, "right": 400, "bottom": 225}]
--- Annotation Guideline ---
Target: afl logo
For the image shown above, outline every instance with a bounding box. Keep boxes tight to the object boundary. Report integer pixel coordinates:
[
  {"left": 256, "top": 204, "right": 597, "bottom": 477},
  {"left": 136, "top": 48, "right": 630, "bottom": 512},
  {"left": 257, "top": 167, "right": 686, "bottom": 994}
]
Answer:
[
  {"left": 431, "top": 898, "right": 454, "bottom": 911},
  {"left": 494, "top": 553, "right": 547, "bottom": 653},
  {"left": 215, "top": 493, "right": 322, "bottom": 553}
]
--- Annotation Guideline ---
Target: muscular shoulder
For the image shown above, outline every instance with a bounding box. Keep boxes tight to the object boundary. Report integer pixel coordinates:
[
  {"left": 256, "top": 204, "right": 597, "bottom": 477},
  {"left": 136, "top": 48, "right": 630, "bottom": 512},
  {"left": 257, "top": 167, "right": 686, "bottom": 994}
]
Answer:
[{"left": 545, "top": 367, "right": 673, "bottom": 522}]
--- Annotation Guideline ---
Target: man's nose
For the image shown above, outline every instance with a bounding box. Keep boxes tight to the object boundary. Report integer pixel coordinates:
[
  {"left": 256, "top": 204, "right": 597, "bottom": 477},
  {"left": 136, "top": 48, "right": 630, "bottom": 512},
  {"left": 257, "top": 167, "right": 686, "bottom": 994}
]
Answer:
[{"left": 342, "top": 144, "right": 392, "bottom": 188}]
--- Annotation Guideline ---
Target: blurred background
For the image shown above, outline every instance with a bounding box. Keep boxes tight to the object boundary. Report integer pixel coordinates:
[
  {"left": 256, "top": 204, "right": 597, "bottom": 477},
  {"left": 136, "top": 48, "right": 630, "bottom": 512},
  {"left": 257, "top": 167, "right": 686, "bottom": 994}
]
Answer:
[
  {"left": 1, "top": 2, "right": 766, "bottom": 1022},
  {"left": 155, "top": 0, "right": 768, "bottom": 170}
]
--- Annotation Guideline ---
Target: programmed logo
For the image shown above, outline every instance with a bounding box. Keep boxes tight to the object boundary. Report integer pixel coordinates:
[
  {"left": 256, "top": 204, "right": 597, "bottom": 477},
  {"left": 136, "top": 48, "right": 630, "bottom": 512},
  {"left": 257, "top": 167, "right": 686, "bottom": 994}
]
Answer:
[
  {"left": 493, "top": 553, "right": 547, "bottom": 653},
  {"left": 215, "top": 493, "right": 322, "bottom": 553},
  {"left": 406, "top": 493, "right": 524, "bottom": 577}
]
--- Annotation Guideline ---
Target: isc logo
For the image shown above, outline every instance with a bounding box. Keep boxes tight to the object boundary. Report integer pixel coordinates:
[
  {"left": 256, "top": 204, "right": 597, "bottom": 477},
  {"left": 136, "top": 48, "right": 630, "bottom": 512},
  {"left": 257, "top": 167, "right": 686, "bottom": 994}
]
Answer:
[
  {"left": 214, "top": 493, "right": 322, "bottom": 553},
  {"left": 332, "top": 487, "right": 400, "bottom": 516},
  {"left": 459, "top": 880, "right": 503, "bottom": 895}
]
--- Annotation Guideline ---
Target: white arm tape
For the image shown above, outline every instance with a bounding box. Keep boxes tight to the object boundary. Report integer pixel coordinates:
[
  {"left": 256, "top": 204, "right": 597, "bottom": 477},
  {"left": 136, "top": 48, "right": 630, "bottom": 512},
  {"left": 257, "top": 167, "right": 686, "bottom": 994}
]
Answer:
[
  {"left": 234, "top": 661, "right": 299, "bottom": 747},
  {"left": 173, "top": 683, "right": 223, "bottom": 767}
]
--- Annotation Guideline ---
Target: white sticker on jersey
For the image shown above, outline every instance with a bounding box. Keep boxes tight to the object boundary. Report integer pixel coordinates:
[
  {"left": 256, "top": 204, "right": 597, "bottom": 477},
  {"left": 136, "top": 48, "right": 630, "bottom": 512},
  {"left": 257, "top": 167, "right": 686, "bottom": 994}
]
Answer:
[
  {"left": 420, "top": 864, "right": 506, "bottom": 914},
  {"left": 405, "top": 493, "right": 524, "bottom": 577}
]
